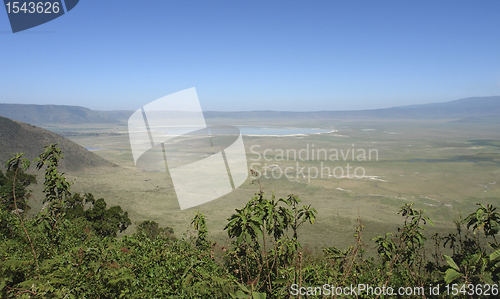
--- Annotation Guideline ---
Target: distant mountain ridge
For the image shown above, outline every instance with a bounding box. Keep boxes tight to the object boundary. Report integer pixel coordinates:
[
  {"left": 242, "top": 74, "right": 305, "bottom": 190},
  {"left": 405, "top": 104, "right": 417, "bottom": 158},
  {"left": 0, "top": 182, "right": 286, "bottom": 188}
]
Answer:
[
  {"left": 205, "top": 96, "right": 500, "bottom": 120},
  {"left": 1, "top": 96, "right": 499, "bottom": 124},
  {"left": 0, "top": 104, "right": 130, "bottom": 125}
]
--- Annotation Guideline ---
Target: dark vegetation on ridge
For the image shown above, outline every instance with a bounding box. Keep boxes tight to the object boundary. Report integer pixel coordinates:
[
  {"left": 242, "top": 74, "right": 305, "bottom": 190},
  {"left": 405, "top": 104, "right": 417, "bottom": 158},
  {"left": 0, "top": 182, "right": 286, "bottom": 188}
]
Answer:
[{"left": 0, "top": 116, "right": 116, "bottom": 172}]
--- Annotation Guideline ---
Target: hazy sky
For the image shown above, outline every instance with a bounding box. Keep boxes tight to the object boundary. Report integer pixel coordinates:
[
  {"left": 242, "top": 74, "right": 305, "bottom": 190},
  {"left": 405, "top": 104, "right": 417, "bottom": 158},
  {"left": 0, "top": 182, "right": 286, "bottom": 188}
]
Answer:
[{"left": 1, "top": 0, "right": 499, "bottom": 111}]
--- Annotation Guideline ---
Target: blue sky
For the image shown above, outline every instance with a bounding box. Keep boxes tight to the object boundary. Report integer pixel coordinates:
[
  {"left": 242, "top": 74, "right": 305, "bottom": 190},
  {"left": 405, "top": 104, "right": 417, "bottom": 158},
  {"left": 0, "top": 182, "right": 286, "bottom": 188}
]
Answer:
[{"left": 1, "top": 0, "right": 499, "bottom": 111}]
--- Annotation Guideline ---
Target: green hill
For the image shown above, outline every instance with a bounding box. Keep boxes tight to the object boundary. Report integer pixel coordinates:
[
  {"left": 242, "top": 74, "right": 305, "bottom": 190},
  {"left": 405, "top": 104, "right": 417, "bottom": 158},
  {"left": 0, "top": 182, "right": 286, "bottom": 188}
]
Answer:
[{"left": 0, "top": 116, "right": 116, "bottom": 172}]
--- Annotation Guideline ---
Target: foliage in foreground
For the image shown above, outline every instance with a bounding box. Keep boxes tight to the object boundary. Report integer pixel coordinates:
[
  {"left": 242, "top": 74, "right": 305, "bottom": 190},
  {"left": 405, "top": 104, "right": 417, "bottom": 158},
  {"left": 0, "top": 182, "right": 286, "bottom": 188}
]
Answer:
[{"left": 0, "top": 145, "right": 499, "bottom": 298}]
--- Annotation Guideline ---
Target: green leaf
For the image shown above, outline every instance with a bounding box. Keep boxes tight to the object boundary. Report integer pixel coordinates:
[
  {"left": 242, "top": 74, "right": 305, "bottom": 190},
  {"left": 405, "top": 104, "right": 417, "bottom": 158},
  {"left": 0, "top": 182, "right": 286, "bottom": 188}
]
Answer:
[
  {"left": 490, "top": 249, "right": 500, "bottom": 262},
  {"left": 233, "top": 290, "right": 249, "bottom": 298},
  {"left": 252, "top": 292, "right": 266, "bottom": 299},
  {"left": 476, "top": 209, "right": 485, "bottom": 220},
  {"left": 444, "top": 255, "right": 460, "bottom": 271},
  {"left": 444, "top": 268, "right": 462, "bottom": 284},
  {"left": 250, "top": 216, "right": 263, "bottom": 225},
  {"left": 237, "top": 282, "right": 250, "bottom": 293},
  {"left": 469, "top": 253, "right": 481, "bottom": 266},
  {"left": 490, "top": 221, "right": 500, "bottom": 234},
  {"left": 490, "top": 242, "right": 500, "bottom": 250}
]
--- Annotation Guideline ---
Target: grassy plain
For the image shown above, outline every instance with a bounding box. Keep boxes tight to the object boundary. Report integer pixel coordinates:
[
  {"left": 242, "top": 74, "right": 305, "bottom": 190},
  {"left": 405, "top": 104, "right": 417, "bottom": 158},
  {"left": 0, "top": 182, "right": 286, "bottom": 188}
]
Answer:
[{"left": 37, "top": 119, "right": 500, "bottom": 251}]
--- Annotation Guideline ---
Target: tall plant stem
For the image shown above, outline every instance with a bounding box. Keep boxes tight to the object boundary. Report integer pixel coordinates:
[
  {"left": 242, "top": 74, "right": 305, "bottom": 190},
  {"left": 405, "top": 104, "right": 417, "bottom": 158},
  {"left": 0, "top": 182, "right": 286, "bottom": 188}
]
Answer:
[{"left": 12, "top": 168, "right": 39, "bottom": 270}]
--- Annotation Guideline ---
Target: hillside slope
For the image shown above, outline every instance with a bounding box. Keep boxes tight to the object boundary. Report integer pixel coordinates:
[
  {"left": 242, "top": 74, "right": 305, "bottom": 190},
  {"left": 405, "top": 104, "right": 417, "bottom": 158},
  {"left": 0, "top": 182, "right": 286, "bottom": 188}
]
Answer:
[{"left": 0, "top": 116, "right": 116, "bottom": 172}]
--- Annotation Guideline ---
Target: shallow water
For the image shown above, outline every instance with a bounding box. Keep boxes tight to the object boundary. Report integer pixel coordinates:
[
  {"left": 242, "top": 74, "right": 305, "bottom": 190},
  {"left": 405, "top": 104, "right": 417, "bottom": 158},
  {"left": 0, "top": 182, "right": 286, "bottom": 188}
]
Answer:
[
  {"left": 85, "top": 147, "right": 105, "bottom": 150},
  {"left": 238, "top": 126, "right": 331, "bottom": 136}
]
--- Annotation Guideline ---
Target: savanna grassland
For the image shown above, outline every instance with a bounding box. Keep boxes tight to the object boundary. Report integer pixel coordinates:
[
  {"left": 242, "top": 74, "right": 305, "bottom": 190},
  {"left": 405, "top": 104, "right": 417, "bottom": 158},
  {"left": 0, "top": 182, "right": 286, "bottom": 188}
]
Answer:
[
  {"left": 3, "top": 116, "right": 500, "bottom": 298},
  {"left": 40, "top": 119, "right": 500, "bottom": 251}
]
